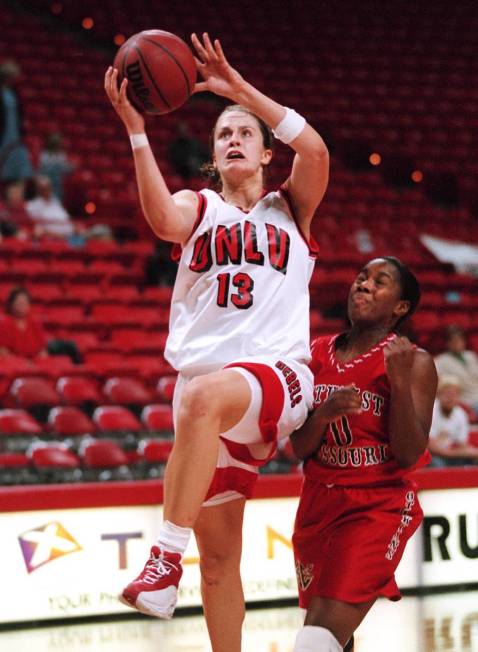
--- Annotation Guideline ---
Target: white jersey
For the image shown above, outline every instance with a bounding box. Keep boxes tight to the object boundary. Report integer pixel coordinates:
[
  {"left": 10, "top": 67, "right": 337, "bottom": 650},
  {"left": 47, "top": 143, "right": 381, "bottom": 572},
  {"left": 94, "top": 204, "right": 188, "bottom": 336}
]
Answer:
[{"left": 165, "top": 187, "right": 318, "bottom": 375}]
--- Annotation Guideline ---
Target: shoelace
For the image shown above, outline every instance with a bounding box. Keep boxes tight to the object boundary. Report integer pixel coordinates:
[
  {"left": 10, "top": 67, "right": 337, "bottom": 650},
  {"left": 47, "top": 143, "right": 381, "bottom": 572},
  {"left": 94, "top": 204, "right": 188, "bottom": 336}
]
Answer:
[{"left": 142, "top": 553, "right": 177, "bottom": 585}]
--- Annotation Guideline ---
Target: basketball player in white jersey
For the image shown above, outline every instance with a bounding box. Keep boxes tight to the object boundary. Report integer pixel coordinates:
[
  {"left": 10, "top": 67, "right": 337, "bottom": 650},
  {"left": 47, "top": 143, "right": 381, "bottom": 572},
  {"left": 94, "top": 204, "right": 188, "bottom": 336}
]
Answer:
[{"left": 105, "top": 33, "right": 328, "bottom": 652}]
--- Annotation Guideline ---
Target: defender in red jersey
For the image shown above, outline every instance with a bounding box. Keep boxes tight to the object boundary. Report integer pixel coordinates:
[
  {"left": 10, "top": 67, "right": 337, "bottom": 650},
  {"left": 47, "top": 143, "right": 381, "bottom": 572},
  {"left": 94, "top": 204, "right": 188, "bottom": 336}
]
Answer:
[{"left": 291, "top": 257, "right": 437, "bottom": 652}]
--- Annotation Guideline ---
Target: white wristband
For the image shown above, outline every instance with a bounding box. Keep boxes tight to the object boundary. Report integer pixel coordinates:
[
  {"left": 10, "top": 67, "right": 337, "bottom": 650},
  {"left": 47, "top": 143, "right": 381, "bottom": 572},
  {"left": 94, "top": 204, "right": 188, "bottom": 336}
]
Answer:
[
  {"left": 272, "top": 108, "right": 306, "bottom": 144},
  {"left": 130, "top": 133, "right": 149, "bottom": 150}
]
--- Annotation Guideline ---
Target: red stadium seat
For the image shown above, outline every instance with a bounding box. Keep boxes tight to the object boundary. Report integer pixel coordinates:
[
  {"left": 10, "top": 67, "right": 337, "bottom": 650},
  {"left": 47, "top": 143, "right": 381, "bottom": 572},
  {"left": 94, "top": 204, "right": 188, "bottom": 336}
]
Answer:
[
  {"left": 81, "top": 439, "right": 129, "bottom": 467},
  {"left": 56, "top": 376, "right": 102, "bottom": 410},
  {"left": 92, "top": 406, "right": 142, "bottom": 433},
  {"left": 31, "top": 445, "right": 82, "bottom": 483},
  {"left": 0, "top": 409, "right": 42, "bottom": 435},
  {"left": 0, "top": 452, "right": 33, "bottom": 485},
  {"left": 9, "top": 377, "right": 60, "bottom": 408},
  {"left": 141, "top": 404, "right": 174, "bottom": 435},
  {"left": 31, "top": 445, "right": 80, "bottom": 468},
  {"left": 80, "top": 438, "right": 132, "bottom": 481},
  {"left": 156, "top": 375, "right": 177, "bottom": 403},
  {"left": 102, "top": 377, "right": 153, "bottom": 408},
  {"left": 48, "top": 406, "right": 96, "bottom": 437},
  {"left": 140, "top": 438, "right": 173, "bottom": 463}
]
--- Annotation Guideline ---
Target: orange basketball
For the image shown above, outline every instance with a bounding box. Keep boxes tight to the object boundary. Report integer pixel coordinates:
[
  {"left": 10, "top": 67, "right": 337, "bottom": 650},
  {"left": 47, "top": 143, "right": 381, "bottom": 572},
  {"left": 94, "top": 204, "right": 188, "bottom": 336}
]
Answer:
[{"left": 113, "top": 30, "right": 197, "bottom": 115}]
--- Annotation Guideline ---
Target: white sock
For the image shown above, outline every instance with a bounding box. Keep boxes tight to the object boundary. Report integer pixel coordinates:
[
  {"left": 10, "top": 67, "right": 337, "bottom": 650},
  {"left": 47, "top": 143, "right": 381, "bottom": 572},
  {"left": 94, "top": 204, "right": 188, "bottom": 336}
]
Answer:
[
  {"left": 157, "top": 520, "right": 192, "bottom": 557},
  {"left": 293, "top": 626, "right": 342, "bottom": 652}
]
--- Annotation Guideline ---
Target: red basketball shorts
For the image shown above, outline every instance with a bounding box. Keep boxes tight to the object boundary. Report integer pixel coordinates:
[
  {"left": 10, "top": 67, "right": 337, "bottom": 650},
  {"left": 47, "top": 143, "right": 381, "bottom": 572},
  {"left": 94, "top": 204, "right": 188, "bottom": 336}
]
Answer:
[{"left": 293, "top": 478, "right": 423, "bottom": 607}]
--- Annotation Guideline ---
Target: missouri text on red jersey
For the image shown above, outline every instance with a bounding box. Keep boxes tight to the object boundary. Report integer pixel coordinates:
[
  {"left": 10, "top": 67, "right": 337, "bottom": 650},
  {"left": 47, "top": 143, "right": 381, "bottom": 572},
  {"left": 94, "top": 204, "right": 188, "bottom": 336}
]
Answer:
[{"left": 306, "top": 334, "right": 430, "bottom": 486}]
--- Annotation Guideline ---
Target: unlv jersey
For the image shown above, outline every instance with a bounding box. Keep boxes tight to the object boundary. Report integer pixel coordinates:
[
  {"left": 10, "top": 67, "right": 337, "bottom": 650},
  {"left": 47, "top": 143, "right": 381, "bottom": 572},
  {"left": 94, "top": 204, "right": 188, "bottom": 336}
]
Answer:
[
  {"left": 305, "top": 334, "right": 430, "bottom": 486},
  {"left": 165, "top": 188, "right": 318, "bottom": 375}
]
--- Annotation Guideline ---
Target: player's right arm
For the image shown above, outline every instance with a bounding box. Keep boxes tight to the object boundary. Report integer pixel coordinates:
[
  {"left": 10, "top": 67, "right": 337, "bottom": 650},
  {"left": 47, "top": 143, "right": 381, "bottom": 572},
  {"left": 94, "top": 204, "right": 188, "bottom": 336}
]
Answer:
[
  {"left": 290, "top": 386, "right": 362, "bottom": 460},
  {"left": 104, "top": 67, "right": 197, "bottom": 243}
]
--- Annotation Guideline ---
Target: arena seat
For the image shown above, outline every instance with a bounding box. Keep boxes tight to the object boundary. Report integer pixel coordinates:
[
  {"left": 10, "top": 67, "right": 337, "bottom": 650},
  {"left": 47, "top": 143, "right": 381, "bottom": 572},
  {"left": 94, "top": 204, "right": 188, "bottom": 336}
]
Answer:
[
  {"left": 141, "top": 404, "right": 174, "bottom": 436},
  {"left": 0, "top": 409, "right": 42, "bottom": 453},
  {"left": 155, "top": 376, "right": 177, "bottom": 404},
  {"left": 48, "top": 406, "right": 96, "bottom": 438},
  {"left": 31, "top": 445, "right": 82, "bottom": 483},
  {"left": 0, "top": 452, "right": 34, "bottom": 485},
  {"left": 136, "top": 438, "right": 174, "bottom": 479},
  {"left": 80, "top": 438, "right": 132, "bottom": 481},
  {"left": 102, "top": 377, "right": 153, "bottom": 413},
  {"left": 9, "top": 378, "right": 61, "bottom": 422},
  {"left": 56, "top": 376, "right": 102, "bottom": 415}
]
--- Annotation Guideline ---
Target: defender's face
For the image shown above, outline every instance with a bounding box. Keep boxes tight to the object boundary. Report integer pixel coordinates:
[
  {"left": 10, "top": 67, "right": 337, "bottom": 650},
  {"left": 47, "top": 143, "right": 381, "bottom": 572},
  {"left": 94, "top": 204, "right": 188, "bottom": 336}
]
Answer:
[
  {"left": 213, "top": 111, "right": 271, "bottom": 183},
  {"left": 348, "top": 259, "right": 409, "bottom": 327}
]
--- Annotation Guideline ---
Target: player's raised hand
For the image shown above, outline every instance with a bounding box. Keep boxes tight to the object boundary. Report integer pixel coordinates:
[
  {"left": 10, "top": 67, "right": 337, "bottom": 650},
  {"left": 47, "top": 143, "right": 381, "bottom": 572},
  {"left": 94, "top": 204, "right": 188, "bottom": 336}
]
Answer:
[
  {"left": 315, "top": 385, "right": 362, "bottom": 423},
  {"left": 384, "top": 336, "right": 416, "bottom": 384},
  {"left": 104, "top": 66, "right": 145, "bottom": 134},
  {"left": 191, "top": 33, "right": 246, "bottom": 101}
]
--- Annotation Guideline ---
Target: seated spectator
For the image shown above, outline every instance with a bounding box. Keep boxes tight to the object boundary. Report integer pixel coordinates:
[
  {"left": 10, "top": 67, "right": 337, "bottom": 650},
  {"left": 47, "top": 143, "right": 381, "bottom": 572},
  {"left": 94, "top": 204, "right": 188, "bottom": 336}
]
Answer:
[
  {"left": 167, "top": 121, "right": 208, "bottom": 180},
  {"left": 435, "top": 325, "right": 478, "bottom": 416},
  {"left": 26, "top": 175, "right": 74, "bottom": 238},
  {"left": 38, "top": 132, "right": 74, "bottom": 201},
  {"left": 0, "top": 180, "right": 32, "bottom": 237},
  {"left": 0, "top": 286, "right": 81, "bottom": 363},
  {"left": 428, "top": 376, "right": 478, "bottom": 467}
]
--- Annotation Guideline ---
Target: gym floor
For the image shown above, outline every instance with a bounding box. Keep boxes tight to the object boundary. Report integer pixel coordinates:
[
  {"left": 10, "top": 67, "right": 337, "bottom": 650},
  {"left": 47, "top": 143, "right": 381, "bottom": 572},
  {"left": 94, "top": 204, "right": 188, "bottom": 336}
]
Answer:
[{"left": 1, "top": 589, "right": 477, "bottom": 651}]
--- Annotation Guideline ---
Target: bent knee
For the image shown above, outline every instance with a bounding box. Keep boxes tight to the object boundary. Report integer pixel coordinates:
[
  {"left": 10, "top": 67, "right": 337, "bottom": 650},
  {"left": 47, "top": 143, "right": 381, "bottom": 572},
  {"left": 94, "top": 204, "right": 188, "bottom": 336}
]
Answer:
[{"left": 179, "top": 375, "right": 222, "bottom": 419}]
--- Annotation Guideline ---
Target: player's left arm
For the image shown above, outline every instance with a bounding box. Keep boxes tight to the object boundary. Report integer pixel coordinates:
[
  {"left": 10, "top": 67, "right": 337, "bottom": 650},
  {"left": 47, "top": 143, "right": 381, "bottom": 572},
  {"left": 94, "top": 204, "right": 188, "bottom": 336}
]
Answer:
[
  {"left": 385, "top": 338, "right": 438, "bottom": 468},
  {"left": 281, "top": 124, "right": 329, "bottom": 233},
  {"left": 191, "top": 34, "right": 329, "bottom": 233}
]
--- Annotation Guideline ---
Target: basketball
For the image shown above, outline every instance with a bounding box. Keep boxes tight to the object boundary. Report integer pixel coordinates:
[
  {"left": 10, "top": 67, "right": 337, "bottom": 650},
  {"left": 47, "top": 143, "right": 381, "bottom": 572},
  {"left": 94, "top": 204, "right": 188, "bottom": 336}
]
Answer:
[{"left": 113, "top": 30, "right": 197, "bottom": 115}]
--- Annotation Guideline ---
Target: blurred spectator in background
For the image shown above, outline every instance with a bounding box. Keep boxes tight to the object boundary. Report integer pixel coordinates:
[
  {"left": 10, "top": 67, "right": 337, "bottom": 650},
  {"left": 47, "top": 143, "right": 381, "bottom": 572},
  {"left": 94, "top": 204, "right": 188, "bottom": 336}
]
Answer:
[
  {"left": 0, "top": 180, "right": 31, "bottom": 238},
  {"left": 0, "top": 287, "right": 81, "bottom": 363},
  {"left": 38, "top": 132, "right": 74, "bottom": 201},
  {"left": 435, "top": 325, "right": 478, "bottom": 416},
  {"left": 0, "top": 60, "right": 32, "bottom": 187},
  {"left": 167, "top": 121, "right": 208, "bottom": 180},
  {"left": 26, "top": 175, "right": 74, "bottom": 238},
  {"left": 428, "top": 376, "right": 478, "bottom": 467},
  {"left": 144, "top": 240, "right": 177, "bottom": 287}
]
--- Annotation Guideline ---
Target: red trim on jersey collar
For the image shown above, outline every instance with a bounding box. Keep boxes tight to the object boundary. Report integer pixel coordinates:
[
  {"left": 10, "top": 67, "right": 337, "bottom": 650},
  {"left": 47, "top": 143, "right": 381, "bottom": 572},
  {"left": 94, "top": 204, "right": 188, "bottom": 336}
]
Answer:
[
  {"left": 279, "top": 185, "right": 319, "bottom": 258},
  {"left": 218, "top": 188, "right": 268, "bottom": 214},
  {"left": 171, "top": 191, "right": 208, "bottom": 262},
  {"left": 329, "top": 332, "right": 396, "bottom": 374},
  {"left": 220, "top": 361, "right": 285, "bottom": 466}
]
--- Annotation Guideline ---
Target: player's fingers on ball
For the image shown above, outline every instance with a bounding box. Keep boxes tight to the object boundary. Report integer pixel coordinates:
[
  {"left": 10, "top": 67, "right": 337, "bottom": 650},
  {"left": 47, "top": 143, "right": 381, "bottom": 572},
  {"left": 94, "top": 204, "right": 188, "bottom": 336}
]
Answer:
[
  {"left": 118, "top": 78, "right": 128, "bottom": 102},
  {"left": 191, "top": 33, "right": 207, "bottom": 61},
  {"left": 193, "top": 55, "right": 207, "bottom": 72},
  {"left": 194, "top": 33, "right": 209, "bottom": 61},
  {"left": 203, "top": 33, "right": 216, "bottom": 59},
  {"left": 214, "top": 38, "right": 226, "bottom": 61}
]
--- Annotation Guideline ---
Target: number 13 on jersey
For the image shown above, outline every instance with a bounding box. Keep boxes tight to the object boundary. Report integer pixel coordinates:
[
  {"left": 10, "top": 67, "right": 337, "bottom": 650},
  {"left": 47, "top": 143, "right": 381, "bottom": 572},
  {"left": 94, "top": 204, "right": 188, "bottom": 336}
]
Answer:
[{"left": 216, "top": 272, "right": 254, "bottom": 309}]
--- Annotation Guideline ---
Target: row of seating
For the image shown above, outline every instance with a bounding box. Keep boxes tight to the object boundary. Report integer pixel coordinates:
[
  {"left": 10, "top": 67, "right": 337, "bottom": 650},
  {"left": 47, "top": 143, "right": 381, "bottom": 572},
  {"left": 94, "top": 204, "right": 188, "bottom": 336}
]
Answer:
[
  {"left": 0, "top": 403, "right": 173, "bottom": 451},
  {"left": 0, "top": 436, "right": 173, "bottom": 485},
  {"left": 0, "top": 374, "right": 176, "bottom": 413}
]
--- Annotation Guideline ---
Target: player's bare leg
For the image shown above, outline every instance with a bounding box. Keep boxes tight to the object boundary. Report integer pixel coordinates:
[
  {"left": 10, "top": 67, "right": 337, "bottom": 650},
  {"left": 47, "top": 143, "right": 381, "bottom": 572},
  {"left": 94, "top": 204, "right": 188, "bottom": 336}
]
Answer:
[
  {"left": 294, "top": 596, "right": 374, "bottom": 650},
  {"left": 120, "top": 369, "right": 251, "bottom": 618},
  {"left": 194, "top": 498, "right": 246, "bottom": 652},
  {"left": 163, "top": 368, "right": 251, "bottom": 525}
]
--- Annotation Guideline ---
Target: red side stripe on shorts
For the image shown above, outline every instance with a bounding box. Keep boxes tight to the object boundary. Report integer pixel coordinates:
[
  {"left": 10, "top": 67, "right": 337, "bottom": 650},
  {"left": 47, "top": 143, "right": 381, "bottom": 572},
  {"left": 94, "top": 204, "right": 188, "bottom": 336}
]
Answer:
[
  {"left": 205, "top": 466, "right": 257, "bottom": 501},
  {"left": 221, "top": 362, "right": 285, "bottom": 466}
]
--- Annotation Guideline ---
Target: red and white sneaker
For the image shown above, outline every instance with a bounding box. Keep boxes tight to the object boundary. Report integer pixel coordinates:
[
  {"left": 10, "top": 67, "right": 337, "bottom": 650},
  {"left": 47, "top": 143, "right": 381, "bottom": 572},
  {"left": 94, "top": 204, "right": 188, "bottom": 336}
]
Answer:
[{"left": 119, "top": 545, "right": 183, "bottom": 619}]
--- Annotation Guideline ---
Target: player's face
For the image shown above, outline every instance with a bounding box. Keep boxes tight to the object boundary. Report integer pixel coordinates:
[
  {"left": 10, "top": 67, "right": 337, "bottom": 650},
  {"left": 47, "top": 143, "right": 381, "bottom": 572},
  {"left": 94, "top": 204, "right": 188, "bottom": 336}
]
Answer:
[
  {"left": 213, "top": 111, "right": 272, "bottom": 183},
  {"left": 348, "top": 259, "right": 410, "bottom": 328}
]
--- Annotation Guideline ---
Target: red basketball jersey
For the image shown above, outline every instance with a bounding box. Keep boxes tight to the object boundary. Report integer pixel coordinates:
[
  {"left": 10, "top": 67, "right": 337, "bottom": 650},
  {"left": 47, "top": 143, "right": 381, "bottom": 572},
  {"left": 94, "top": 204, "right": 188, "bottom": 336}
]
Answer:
[{"left": 304, "top": 333, "right": 430, "bottom": 486}]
